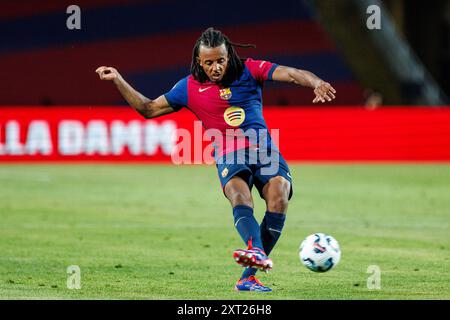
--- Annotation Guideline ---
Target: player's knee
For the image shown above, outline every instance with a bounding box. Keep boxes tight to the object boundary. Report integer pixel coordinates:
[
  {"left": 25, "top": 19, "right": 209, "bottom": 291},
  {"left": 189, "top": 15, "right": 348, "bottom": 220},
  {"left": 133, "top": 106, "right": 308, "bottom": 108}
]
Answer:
[
  {"left": 265, "top": 176, "right": 290, "bottom": 213},
  {"left": 230, "top": 192, "right": 253, "bottom": 208},
  {"left": 267, "top": 195, "right": 289, "bottom": 213}
]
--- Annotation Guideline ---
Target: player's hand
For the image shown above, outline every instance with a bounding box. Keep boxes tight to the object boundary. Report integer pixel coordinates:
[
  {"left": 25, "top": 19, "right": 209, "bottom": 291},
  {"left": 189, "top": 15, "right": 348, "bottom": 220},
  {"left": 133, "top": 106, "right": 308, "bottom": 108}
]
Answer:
[
  {"left": 313, "top": 81, "right": 336, "bottom": 103},
  {"left": 95, "top": 66, "right": 121, "bottom": 82}
]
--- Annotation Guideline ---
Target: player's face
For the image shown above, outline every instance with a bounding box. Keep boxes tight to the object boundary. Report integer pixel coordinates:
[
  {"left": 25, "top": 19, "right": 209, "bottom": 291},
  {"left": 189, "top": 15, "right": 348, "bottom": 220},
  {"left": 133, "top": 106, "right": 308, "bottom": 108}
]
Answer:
[{"left": 197, "top": 43, "right": 229, "bottom": 83}]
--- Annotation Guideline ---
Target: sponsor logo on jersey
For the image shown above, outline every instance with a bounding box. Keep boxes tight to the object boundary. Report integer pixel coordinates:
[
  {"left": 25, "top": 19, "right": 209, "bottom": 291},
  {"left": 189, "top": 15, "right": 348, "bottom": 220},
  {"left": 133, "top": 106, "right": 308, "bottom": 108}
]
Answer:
[
  {"left": 219, "top": 88, "right": 232, "bottom": 100},
  {"left": 223, "top": 106, "right": 245, "bottom": 127}
]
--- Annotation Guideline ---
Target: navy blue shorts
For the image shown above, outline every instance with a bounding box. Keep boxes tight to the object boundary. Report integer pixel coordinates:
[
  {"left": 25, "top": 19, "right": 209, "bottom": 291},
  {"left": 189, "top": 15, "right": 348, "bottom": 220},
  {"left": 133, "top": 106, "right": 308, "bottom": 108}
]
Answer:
[{"left": 216, "top": 147, "right": 293, "bottom": 200}]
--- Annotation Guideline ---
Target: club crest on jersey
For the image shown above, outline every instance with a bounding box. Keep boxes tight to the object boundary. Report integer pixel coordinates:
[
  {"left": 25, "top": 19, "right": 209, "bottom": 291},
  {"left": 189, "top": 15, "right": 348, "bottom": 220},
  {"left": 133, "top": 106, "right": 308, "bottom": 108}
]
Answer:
[
  {"left": 221, "top": 167, "right": 229, "bottom": 178},
  {"left": 219, "top": 88, "right": 232, "bottom": 100},
  {"left": 224, "top": 106, "right": 245, "bottom": 127}
]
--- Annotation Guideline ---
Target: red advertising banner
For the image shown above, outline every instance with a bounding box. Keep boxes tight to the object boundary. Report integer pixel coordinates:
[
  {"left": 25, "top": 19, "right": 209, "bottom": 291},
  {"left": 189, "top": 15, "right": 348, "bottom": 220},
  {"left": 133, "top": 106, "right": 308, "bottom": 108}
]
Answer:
[{"left": 0, "top": 106, "right": 449, "bottom": 162}]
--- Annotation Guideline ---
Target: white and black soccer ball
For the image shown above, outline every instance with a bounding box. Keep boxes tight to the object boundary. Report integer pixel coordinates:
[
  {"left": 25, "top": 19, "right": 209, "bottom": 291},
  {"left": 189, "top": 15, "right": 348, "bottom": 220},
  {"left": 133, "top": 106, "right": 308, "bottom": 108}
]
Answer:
[{"left": 299, "top": 233, "right": 341, "bottom": 272}]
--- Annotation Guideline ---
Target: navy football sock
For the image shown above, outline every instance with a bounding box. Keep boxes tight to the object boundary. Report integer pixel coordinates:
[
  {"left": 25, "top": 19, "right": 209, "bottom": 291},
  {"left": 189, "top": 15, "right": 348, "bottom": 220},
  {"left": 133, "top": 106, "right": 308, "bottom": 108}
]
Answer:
[
  {"left": 232, "top": 205, "right": 264, "bottom": 250},
  {"left": 260, "top": 211, "right": 286, "bottom": 255},
  {"left": 242, "top": 211, "right": 286, "bottom": 279}
]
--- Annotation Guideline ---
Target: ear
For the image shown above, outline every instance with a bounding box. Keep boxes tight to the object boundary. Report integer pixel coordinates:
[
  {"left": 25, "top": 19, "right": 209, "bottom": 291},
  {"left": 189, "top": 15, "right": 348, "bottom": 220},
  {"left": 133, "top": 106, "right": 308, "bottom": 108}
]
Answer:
[{"left": 196, "top": 57, "right": 202, "bottom": 66}]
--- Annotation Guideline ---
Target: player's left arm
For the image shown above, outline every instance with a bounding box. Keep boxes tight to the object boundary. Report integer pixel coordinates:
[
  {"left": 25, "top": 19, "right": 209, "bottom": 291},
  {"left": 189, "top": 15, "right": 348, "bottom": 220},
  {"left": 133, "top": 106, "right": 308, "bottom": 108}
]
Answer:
[{"left": 271, "top": 65, "right": 336, "bottom": 103}]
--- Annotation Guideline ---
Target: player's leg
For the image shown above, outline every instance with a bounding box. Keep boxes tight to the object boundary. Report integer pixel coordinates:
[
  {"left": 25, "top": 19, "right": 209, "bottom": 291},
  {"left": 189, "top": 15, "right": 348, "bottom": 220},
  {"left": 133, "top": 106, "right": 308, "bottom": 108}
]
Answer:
[
  {"left": 216, "top": 157, "right": 272, "bottom": 291},
  {"left": 240, "top": 149, "right": 293, "bottom": 280},
  {"left": 225, "top": 176, "right": 273, "bottom": 286},
  {"left": 260, "top": 175, "right": 290, "bottom": 255},
  {"left": 224, "top": 176, "right": 264, "bottom": 252},
  {"left": 226, "top": 176, "right": 273, "bottom": 292},
  {"left": 233, "top": 176, "right": 289, "bottom": 292},
  {"left": 240, "top": 175, "right": 291, "bottom": 279},
  {"left": 224, "top": 175, "right": 254, "bottom": 207},
  {"left": 256, "top": 153, "right": 292, "bottom": 256}
]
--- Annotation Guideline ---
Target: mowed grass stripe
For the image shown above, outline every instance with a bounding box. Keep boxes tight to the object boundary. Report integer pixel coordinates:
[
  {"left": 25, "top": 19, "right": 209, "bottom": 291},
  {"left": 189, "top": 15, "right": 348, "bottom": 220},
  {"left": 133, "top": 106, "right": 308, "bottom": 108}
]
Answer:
[{"left": 0, "top": 164, "right": 449, "bottom": 299}]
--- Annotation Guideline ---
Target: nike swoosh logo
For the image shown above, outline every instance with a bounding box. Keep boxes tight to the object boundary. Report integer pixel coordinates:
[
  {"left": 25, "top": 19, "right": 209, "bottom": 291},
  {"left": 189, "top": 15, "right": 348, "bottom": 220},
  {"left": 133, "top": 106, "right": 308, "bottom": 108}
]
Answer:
[{"left": 199, "top": 87, "right": 213, "bottom": 92}]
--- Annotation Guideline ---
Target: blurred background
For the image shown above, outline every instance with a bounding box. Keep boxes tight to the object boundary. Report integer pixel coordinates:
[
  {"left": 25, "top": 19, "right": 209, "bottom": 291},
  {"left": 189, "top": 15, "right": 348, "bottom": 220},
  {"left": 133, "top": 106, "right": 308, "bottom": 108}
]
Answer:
[{"left": 0, "top": 0, "right": 448, "bottom": 107}]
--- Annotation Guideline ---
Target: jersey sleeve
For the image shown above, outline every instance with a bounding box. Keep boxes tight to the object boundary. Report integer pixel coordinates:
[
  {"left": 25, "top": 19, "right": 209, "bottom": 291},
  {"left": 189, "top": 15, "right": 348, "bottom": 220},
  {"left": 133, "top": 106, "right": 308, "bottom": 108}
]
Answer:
[
  {"left": 164, "top": 77, "right": 188, "bottom": 111},
  {"left": 245, "top": 58, "right": 279, "bottom": 83}
]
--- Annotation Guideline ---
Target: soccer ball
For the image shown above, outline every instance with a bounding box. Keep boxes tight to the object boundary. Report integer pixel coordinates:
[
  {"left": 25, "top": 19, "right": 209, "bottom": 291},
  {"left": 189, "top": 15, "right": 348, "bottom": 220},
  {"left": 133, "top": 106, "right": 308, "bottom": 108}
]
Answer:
[{"left": 299, "top": 233, "right": 341, "bottom": 272}]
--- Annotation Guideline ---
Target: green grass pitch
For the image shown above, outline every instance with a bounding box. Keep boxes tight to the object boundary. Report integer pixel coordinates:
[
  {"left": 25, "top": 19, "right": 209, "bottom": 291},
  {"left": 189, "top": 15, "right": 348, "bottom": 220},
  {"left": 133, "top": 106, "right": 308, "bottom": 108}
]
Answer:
[{"left": 0, "top": 164, "right": 449, "bottom": 299}]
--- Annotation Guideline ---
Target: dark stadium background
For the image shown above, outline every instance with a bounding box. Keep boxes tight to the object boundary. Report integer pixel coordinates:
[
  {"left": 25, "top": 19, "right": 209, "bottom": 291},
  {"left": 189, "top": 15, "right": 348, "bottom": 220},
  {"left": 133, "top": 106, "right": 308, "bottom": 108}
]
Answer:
[{"left": 0, "top": 0, "right": 448, "bottom": 106}]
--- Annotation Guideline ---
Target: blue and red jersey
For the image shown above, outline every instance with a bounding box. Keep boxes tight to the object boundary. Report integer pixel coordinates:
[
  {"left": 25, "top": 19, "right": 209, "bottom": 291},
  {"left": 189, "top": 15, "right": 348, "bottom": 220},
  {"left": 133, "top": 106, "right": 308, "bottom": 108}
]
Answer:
[{"left": 164, "top": 58, "right": 279, "bottom": 158}]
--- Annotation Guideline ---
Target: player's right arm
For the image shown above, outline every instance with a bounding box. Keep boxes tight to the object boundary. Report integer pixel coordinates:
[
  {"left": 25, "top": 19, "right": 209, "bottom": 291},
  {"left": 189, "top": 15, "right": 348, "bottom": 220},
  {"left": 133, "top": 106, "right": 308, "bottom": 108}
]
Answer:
[{"left": 95, "top": 66, "right": 174, "bottom": 119}]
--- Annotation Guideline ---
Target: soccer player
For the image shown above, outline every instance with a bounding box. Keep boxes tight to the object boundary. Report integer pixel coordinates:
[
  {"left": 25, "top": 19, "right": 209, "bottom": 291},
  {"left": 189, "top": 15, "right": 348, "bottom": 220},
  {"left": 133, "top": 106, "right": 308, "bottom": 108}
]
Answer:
[{"left": 96, "top": 27, "right": 336, "bottom": 292}]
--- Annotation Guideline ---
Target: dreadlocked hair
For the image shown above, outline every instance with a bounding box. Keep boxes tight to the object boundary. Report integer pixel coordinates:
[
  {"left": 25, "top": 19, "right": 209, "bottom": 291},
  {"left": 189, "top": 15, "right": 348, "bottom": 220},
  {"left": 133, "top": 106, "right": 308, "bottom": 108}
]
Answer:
[{"left": 191, "top": 27, "right": 256, "bottom": 85}]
